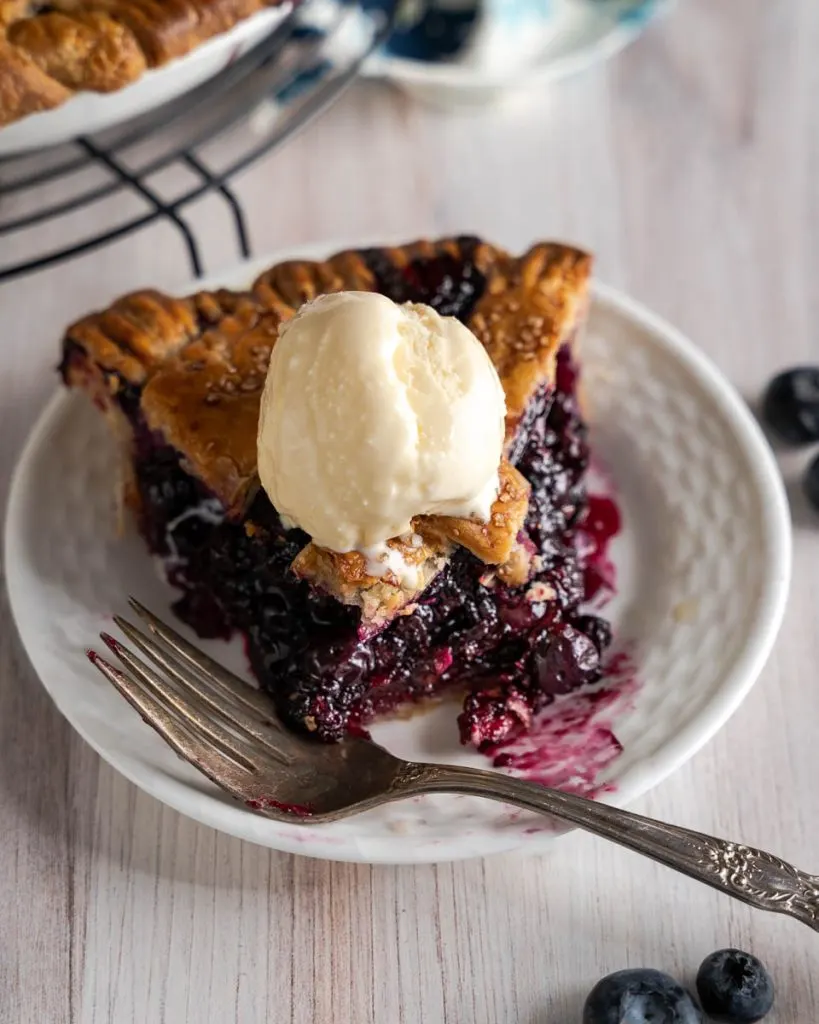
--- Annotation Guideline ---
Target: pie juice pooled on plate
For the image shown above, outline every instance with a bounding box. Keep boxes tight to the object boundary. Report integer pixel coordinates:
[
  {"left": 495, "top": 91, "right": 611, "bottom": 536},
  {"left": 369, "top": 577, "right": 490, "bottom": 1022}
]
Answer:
[{"left": 59, "top": 236, "right": 614, "bottom": 748}]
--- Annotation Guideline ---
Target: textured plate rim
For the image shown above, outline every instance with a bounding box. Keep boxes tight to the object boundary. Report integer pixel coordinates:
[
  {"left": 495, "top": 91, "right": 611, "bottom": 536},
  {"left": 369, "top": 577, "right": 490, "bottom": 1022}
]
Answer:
[
  {"left": 4, "top": 254, "right": 791, "bottom": 865},
  {"left": 587, "top": 282, "right": 791, "bottom": 800}
]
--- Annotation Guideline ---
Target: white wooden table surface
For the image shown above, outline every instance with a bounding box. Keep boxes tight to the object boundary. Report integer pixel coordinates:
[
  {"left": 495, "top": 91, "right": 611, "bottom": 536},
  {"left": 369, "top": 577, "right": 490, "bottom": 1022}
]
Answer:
[{"left": 2, "top": 2, "right": 818, "bottom": 1020}]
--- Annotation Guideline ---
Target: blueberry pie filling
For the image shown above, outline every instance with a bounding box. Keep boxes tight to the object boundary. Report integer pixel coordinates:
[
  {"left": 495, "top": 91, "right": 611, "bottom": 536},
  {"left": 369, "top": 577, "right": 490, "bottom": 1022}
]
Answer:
[{"left": 61, "top": 236, "right": 614, "bottom": 750}]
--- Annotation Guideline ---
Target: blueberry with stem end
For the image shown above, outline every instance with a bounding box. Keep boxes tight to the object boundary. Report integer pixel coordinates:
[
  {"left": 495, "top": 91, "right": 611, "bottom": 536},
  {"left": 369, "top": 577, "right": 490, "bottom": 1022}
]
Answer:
[
  {"left": 583, "top": 969, "right": 703, "bottom": 1024},
  {"left": 762, "top": 366, "right": 819, "bottom": 445},
  {"left": 696, "top": 949, "right": 774, "bottom": 1023}
]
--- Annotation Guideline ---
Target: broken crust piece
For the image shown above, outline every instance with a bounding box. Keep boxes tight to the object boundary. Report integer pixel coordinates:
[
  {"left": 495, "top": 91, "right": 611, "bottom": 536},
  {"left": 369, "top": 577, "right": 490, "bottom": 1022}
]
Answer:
[
  {"left": 290, "top": 537, "right": 453, "bottom": 637},
  {"left": 291, "top": 461, "right": 532, "bottom": 631},
  {"left": 419, "top": 460, "right": 531, "bottom": 568}
]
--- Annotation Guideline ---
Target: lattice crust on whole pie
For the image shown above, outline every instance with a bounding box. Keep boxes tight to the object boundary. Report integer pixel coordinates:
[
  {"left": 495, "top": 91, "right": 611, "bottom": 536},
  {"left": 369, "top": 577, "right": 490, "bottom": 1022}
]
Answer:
[
  {"left": 61, "top": 236, "right": 591, "bottom": 625},
  {"left": 0, "top": 0, "right": 288, "bottom": 126}
]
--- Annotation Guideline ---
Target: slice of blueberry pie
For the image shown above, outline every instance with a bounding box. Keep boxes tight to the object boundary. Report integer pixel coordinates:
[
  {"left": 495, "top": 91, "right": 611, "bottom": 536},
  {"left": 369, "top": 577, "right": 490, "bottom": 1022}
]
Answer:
[{"left": 61, "top": 236, "right": 613, "bottom": 750}]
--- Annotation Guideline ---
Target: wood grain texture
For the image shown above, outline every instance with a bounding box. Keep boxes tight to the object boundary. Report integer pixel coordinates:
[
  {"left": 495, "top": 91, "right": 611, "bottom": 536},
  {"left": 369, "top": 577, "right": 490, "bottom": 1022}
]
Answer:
[{"left": 1, "top": 0, "right": 818, "bottom": 1019}]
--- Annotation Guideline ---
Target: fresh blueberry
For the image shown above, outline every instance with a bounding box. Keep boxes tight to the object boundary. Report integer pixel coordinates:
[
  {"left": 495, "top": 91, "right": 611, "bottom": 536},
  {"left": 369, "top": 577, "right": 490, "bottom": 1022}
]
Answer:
[
  {"left": 583, "top": 969, "right": 702, "bottom": 1024},
  {"left": 762, "top": 366, "right": 819, "bottom": 444},
  {"left": 695, "top": 949, "right": 774, "bottom": 1023},
  {"left": 804, "top": 451, "right": 819, "bottom": 514}
]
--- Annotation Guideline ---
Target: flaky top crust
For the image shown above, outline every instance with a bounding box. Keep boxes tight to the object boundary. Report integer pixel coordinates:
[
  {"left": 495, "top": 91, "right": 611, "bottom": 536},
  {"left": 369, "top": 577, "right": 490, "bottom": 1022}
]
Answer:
[
  {"left": 0, "top": 0, "right": 286, "bottom": 127},
  {"left": 62, "top": 235, "right": 591, "bottom": 621}
]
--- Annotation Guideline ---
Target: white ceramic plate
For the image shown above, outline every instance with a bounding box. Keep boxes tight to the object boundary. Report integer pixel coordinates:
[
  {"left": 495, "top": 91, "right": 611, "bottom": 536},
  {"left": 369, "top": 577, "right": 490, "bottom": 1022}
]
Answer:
[
  {"left": 365, "top": 0, "right": 673, "bottom": 108},
  {"left": 0, "top": 6, "right": 291, "bottom": 158},
  {"left": 5, "top": 243, "right": 791, "bottom": 864}
]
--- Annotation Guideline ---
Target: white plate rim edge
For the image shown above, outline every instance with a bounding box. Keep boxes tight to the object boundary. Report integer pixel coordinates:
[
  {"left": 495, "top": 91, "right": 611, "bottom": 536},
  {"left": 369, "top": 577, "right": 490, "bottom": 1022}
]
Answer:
[
  {"left": 3, "top": 273, "right": 792, "bottom": 865},
  {"left": 587, "top": 282, "right": 792, "bottom": 803}
]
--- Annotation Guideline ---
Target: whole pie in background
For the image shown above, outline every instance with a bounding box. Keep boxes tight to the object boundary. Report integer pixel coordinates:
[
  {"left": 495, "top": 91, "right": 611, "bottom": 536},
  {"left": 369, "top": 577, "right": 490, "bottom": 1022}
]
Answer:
[{"left": 0, "top": 0, "right": 288, "bottom": 126}]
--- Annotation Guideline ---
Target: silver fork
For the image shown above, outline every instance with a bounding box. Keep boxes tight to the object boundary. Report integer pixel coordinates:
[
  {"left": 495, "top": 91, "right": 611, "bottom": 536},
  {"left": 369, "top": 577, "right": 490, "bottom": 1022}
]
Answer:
[{"left": 89, "top": 598, "right": 819, "bottom": 933}]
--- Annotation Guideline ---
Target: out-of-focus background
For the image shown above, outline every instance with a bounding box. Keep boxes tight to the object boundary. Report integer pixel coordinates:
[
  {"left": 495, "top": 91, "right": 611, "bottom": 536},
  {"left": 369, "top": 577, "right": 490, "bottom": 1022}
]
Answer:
[{"left": 1, "top": 1, "right": 817, "bottom": 1020}]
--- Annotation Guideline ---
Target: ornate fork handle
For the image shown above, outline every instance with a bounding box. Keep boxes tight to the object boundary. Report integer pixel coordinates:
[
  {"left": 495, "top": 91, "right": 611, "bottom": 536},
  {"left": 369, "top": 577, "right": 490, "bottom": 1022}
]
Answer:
[{"left": 404, "top": 763, "right": 819, "bottom": 932}]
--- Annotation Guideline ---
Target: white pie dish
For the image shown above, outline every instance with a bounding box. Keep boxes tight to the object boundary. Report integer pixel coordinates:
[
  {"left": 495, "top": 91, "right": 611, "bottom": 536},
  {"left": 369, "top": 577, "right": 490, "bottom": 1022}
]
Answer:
[{"left": 4, "top": 241, "right": 791, "bottom": 864}]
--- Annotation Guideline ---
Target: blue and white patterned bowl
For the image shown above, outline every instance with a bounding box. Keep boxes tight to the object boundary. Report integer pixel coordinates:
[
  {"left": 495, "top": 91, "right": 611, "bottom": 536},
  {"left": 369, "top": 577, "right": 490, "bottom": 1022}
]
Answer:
[{"left": 365, "top": 0, "right": 673, "bottom": 107}]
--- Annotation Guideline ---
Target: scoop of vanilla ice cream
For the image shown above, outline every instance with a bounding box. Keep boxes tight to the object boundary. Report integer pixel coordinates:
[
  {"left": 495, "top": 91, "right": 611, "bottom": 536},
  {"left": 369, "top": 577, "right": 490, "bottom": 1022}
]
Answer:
[{"left": 256, "top": 290, "right": 506, "bottom": 553}]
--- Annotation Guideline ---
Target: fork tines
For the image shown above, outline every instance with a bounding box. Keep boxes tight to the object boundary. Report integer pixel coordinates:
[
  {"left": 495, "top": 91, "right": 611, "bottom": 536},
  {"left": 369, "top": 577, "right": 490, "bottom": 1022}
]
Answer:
[{"left": 87, "top": 598, "right": 294, "bottom": 791}]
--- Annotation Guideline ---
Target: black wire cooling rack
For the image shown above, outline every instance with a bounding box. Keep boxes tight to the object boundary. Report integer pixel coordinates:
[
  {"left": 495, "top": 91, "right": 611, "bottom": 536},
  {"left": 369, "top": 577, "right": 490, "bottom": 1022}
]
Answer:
[{"left": 0, "top": 1, "right": 398, "bottom": 284}]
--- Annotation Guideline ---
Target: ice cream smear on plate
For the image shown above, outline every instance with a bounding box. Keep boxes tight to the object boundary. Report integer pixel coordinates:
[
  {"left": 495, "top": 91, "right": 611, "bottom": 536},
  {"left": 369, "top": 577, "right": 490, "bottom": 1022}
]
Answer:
[{"left": 256, "top": 290, "right": 506, "bottom": 580}]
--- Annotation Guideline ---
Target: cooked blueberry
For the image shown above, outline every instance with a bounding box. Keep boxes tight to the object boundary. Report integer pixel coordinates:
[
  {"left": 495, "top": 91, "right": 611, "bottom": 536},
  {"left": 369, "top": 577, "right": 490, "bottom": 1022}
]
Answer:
[
  {"left": 532, "top": 623, "right": 600, "bottom": 695},
  {"left": 572, "top": 614, "right": 613, "bottom": 654},
  {"left": 762, "top": 367, "right": 819, "bottom": 444},
  {"left": 584, "top": 969, "right": 702, "bottom": 1024},
  {"left": 364, "top": 246, "right": 485, "bottom": 322},
  {"left": 696, "top": 949, "right": 774, "bottom": 1023},
  {"left": 804, "top": 451, "right": 819, "bottom": 513}
]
